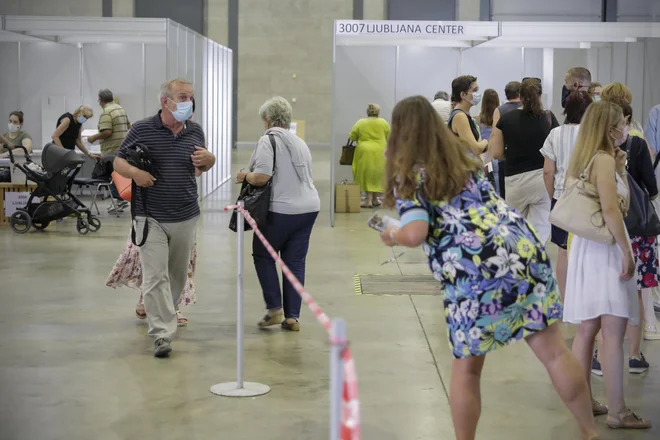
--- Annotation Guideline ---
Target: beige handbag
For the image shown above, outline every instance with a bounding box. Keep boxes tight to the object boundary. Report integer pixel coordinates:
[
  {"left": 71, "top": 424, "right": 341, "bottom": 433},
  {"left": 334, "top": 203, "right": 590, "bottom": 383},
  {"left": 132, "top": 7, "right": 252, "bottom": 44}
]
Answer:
[{"left": 549, "top": 152, "right": 617, "bottom": 245}]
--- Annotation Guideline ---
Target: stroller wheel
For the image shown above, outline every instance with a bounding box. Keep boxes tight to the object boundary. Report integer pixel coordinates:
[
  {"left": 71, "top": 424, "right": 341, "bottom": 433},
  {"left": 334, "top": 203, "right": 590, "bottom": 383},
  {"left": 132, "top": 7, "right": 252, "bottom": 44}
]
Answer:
[
  {"left": 88, "top": 217, "right": 101, "bottom": 232},
  {"left": 10, "top": 211, "right": 32, "bottom": 234},
  {"left": 33, "top": 221, "right": 50, "bottom": 231},
  {"left": 76, "top": 218, "right": 89, "bottom": 235}
]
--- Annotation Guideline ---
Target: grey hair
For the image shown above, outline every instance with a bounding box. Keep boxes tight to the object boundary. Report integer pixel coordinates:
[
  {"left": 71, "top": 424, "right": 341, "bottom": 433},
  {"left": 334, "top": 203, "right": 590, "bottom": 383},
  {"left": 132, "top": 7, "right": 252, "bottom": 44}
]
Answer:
[
  {"left": 98, "top": 89, "right": 114, "bottom": 103},
  {"left": 434, "top": 91, "right": 449, "bottom": 101},
  {"left": 367, "top": 103, "right": 381, "bottom": 117},
  {"left": 159, "top": 78, "right": 194, "bottom": 100},
  {"left": 259, "top": 96, "right": 292, "bottom": 128}
]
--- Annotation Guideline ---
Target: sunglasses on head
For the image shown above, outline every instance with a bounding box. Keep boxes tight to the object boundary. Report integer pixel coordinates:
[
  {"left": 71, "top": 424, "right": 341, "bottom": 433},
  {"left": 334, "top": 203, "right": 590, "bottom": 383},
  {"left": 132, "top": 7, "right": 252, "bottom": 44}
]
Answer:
[{"left": 522, "top": 77, "right": 542, "bottom": 83}]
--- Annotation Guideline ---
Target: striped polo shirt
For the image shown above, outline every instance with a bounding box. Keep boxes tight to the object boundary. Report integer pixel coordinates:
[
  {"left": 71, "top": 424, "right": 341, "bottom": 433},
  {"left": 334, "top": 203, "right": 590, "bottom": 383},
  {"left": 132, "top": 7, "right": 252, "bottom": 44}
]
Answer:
[{"left": 117, "top": 111, "right": 206, "bottom": 223}]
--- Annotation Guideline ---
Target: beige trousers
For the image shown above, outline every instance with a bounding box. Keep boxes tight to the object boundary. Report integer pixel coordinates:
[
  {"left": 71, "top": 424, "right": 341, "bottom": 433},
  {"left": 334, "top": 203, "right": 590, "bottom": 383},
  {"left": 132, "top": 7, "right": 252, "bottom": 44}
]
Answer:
[
  {"left": 136, "top": 215, "right": 198, "bottom": 341},
  {"left": 505, "top": 169, "right": 551, "bottom": 244}
]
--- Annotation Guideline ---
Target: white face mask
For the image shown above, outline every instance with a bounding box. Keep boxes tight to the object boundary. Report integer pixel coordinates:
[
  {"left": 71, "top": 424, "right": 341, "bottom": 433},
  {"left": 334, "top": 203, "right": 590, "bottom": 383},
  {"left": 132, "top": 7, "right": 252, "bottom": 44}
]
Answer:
[{"left": 8, "top": 123, "right": 20, "bottom": 133}]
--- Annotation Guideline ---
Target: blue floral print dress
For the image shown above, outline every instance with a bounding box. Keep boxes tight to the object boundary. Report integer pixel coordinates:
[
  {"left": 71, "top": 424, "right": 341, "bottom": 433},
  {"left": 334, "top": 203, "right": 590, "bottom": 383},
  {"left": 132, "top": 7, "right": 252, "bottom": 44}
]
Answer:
[{"left": 396, "top": 171, "right": 562, "bottom": 358}]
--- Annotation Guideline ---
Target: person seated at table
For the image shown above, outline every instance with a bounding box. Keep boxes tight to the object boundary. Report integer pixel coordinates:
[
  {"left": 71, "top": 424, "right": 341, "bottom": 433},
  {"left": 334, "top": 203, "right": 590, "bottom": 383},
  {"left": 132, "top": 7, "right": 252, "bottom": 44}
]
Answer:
[
  {"left": 1, "top": 111, "right": 33, "bottom": 158},
  {"left": 52, "top": 105, "right": 100, "bottom": 160}
]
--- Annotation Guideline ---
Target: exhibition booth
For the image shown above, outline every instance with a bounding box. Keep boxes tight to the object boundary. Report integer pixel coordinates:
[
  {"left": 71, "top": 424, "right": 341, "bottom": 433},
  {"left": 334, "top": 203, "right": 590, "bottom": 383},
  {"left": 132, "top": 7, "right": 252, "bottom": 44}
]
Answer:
[
  {"left": 330, "top": 19, "right": 660, "bottom": 226},
  {"left": 0, "top": 16, "right": 232, "bottom": 199}
]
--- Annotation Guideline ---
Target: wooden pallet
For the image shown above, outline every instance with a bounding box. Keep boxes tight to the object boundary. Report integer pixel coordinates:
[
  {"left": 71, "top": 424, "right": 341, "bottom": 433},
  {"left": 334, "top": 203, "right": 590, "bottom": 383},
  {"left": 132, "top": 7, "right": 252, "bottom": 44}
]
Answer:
[{"left": 0, "top": 183, "right": 37, "bottom": 225}]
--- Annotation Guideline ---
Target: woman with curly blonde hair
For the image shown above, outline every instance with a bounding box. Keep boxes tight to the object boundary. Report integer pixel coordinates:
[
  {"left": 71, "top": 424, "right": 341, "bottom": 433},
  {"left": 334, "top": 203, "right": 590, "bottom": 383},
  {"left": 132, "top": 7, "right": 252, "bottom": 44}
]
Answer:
[{"left": 379, "top": 95, "right": 598, "bottom": 440}]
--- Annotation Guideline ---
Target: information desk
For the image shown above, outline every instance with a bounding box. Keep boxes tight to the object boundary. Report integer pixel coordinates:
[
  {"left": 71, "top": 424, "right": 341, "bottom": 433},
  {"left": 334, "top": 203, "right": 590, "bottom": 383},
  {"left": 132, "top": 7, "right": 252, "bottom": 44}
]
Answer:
[{"left": 0, "top": 183, "right": 38, "bottom": 225}]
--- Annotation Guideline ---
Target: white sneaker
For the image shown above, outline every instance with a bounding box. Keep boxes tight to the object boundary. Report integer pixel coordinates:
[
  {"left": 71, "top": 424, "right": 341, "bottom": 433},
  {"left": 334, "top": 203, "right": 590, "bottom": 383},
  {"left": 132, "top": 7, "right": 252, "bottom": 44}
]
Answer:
[{"left": 643, "top": 325, "right": 660, "bottom": 341}]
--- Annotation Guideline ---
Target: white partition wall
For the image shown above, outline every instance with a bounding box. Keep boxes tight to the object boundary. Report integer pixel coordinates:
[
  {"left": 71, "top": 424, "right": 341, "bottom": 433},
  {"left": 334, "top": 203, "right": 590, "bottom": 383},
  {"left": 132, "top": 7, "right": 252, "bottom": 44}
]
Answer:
[
  {"left": 0, "top": 16, "right": 232, "bottom": 199},
  {"left": 331, "top": 20, "right": 660, "bottom": 226}
]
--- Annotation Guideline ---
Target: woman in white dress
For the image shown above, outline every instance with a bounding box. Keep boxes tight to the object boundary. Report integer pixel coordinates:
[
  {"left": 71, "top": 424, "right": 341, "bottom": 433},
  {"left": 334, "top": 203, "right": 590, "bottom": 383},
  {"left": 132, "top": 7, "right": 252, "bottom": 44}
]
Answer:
[{"left": 563, "top": 101, "right": 650, "bottom": 429}]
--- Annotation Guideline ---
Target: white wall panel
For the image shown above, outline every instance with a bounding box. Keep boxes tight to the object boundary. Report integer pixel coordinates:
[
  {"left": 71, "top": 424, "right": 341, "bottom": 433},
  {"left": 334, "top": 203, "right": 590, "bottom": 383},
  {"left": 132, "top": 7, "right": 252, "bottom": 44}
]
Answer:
[
  {"left": 643, "top": 39, "right": 660, "bottom": 126},
  {"left": 462, "top": 47, "right": 525, "bottom": 115},
  {"left": 395, "top": 46, "right": 459, "bottom": 104},
  {"left": 332, "top": 46, "right": 396, "bottom": 188},
  {"left": 178, "top": 26, "right": 188, "bottom": 81},
  {"left": 0, "top": 43, "right": 20, "bottom": 135},
  {"left": 523, "top": 49, "right": 544, "bottom": 79},
  {"left": 144, "top": 44, "right": 167, "bottom": 118},
  {"left": 225, "top": 47, "right": 232, "bottom": 181},
  {"left": 19, "top": 42, "right": 80, "bottom": 149},
  {"left": 166, "top": 22, "right": 179, "bottom": 78},
  {"left": 550, "top": 49, "right": 589, "bottom": 120},
  {"left": 82, "top": 43, "right": 145, "bottom": 132},
  {"left": 491, "top": 0, "right": 602, "bottom": 21}
]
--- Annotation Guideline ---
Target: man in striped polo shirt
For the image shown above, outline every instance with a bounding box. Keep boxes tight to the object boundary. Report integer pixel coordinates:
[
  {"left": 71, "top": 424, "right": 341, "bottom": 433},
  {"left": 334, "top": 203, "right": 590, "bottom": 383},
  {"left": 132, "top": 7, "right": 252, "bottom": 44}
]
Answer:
[{"left": 114, "top": 78, "right": 215, "bottom": 358}]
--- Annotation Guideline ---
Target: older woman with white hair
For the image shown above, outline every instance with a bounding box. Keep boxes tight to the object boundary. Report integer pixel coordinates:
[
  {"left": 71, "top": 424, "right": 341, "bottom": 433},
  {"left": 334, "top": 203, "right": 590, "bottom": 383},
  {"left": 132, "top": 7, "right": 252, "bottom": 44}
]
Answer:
[{"left": 235, "top": 96, "right": 320, "bottom": 332}]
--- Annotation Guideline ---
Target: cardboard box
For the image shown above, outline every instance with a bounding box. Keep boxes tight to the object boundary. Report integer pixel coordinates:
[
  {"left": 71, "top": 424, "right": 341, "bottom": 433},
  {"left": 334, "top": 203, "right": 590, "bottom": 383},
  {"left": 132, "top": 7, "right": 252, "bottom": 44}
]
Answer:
[{"left": 335, "top": 183, "right": 361, "bottom": 213}]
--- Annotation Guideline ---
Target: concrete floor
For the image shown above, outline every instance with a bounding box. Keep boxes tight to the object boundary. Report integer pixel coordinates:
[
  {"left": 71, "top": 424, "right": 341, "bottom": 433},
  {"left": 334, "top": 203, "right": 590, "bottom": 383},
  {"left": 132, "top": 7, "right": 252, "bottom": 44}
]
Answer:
[{"left": 1, "top": 149, "right": 658, "bottom": 440}]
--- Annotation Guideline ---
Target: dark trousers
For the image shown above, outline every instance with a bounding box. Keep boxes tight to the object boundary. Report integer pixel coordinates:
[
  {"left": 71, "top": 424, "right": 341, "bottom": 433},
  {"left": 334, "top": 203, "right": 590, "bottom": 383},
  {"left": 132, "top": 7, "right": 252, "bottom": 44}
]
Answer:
[
  {"left": 252, "top": 211, "right": 318, "bottom": 319},
  {"left": 109, "top": 182, "right": 122, "bottom": 200},
  {"left": 498, "top": 160, "right": 506, "bottom": 199}
]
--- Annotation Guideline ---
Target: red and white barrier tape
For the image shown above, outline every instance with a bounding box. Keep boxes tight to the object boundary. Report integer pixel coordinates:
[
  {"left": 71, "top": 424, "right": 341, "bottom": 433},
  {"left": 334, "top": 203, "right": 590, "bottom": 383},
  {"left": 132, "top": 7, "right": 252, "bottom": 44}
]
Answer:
[{"left": 226, "top": 205, "right": 360, "bottom": 440}]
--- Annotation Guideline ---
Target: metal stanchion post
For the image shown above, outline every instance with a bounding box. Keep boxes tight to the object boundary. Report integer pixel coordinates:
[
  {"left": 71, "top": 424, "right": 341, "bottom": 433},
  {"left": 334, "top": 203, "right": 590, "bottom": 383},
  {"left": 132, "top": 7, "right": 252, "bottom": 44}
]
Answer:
[
  {"left": 211, "top": 201, "right": 270, "bottom": 398},
  {"left": 329, "top": 319, "right": 346, "bottom": 440}
]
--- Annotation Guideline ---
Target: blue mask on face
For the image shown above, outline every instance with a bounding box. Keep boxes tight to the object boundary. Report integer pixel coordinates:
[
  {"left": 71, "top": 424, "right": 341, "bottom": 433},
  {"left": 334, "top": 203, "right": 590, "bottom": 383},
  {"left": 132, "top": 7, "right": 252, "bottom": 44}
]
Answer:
[
  {"left": 77, "top": 116, "right": 87, "bottom": 124},
  {"left": 168, "top": 99, "right": 193, "bottom": 122}
]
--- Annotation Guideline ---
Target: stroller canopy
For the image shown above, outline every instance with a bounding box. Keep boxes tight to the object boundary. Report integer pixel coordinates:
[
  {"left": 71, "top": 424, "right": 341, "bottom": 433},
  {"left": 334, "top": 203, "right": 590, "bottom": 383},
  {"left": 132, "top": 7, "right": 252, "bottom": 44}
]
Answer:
[{"left": 42, "top": 143, "right": 86, "bottom": 173}]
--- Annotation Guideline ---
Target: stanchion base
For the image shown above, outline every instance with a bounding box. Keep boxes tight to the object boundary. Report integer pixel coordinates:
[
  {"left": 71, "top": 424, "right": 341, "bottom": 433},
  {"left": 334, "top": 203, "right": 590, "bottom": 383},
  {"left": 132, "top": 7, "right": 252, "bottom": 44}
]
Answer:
[{"left": 210, "top": 382, "right": 271, "bottom": 397}]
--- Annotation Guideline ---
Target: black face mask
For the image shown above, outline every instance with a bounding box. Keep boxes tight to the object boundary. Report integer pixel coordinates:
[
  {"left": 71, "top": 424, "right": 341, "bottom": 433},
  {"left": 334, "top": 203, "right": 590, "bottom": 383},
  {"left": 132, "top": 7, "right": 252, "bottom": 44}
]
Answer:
[{"left": 561, "top": 85, "right": 571, "bottom": 108}]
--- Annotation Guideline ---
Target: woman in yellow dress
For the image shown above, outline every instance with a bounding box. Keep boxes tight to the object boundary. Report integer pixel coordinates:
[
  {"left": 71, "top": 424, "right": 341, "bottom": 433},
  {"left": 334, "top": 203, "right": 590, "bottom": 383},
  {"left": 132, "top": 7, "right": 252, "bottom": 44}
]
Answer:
[{"left": 349, "top": 104, "right": 390, "bottom": 208}]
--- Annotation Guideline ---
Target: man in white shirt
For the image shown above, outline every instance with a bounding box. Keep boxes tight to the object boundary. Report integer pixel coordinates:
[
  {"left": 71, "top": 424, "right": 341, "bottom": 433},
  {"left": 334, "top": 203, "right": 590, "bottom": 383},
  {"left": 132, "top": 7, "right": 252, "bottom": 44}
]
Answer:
[{"left": 432, "top": 91, "right": 452, "bottom": 123}]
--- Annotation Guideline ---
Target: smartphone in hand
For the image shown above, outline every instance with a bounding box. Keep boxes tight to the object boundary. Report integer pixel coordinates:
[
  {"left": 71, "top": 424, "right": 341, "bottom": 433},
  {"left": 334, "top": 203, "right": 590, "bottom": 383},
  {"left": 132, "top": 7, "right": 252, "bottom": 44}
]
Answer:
[{"left": 367, "top": 213, "right": 400, "bottom": 232}]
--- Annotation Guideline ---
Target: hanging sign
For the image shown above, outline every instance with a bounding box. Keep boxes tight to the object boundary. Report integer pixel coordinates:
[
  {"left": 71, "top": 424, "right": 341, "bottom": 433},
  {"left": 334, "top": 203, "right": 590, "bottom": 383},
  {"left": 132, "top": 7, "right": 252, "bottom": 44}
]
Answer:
[{"left": 335, "top": 20, "right": 497, "bottom": 38}]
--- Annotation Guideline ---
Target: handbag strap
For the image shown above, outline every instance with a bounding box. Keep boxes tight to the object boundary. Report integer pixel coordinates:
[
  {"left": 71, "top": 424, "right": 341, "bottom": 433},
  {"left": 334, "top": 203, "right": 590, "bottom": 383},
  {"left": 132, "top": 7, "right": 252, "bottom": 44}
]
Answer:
[
  {"left": 130, "top": 183, "right": 149, "bottom": 247},
  {"left": 267, "top": 134, "right": 277, "bottom": 176},
  {"left": 580, "top": 152, "right": 603, "bottom": 181}
]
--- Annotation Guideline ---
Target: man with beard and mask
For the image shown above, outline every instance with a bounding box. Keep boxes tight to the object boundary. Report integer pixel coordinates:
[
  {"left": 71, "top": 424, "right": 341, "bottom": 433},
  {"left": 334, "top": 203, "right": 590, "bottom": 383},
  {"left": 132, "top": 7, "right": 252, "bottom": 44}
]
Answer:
[
  {"left": 113, "top": 78, "right": 216, "bottom": 358},
  {"left": 562, "top": 67, "right": 592, "bottom": 108}
]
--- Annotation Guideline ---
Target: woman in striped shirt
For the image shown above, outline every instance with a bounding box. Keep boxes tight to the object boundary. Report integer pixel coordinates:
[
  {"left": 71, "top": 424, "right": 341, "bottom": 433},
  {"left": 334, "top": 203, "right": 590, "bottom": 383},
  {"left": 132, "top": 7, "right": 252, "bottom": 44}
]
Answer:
[{"left": 541, "top": 91, "right": 593, "bottom": 302}]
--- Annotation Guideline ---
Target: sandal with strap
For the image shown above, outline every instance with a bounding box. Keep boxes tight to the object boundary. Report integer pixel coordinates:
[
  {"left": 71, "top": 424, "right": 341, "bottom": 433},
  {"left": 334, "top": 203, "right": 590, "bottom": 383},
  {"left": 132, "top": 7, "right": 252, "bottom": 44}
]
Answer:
[
  {"left": 607, "top": 409, "right": 651, "bottom": 429},
  {"left": 136, "top": 303, "right": 147, "bottom": 320},
  {"left": 592, "top": 399, "right": 608, "bottom": 416},
  {"left": 176, "top": 310, "right": 188, "bottom": 327}
]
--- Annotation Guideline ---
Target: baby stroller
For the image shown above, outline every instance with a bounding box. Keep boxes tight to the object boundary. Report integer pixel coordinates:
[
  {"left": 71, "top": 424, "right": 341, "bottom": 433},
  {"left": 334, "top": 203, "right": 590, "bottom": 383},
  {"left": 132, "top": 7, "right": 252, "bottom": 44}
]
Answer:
[{"left": 5, "top": 143, "right": 101, "bottom": 234}]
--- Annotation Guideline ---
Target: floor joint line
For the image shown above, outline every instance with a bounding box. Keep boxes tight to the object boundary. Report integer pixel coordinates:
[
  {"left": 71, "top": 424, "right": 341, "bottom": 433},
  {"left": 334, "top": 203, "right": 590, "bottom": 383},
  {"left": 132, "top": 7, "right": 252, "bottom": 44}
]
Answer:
[{"left": 409, "top": 295, "right": 450, "bottom": 401}]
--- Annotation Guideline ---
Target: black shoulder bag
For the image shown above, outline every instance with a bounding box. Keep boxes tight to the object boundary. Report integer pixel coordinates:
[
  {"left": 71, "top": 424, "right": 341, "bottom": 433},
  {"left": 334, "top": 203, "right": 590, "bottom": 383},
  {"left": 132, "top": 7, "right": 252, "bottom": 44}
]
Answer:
[
  {"left": 124, "top": 144, "right": 157, "bottom": 246},
  {"left": 229, "top": 134, "right": 277, "bottom": 232},
  {"left": 623, "top": 136, "right": 660, "bottom": 237}
]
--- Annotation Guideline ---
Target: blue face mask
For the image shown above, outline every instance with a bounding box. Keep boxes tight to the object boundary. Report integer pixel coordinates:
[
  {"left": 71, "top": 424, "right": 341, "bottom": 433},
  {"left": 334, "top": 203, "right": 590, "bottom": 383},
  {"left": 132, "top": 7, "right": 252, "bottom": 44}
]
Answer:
[
  {"left": 593, "top": 95, "right": 601, "bottom": 102},
  {"left": 77, "top": 116, "right": 87, "bottom": 124},
  {"left": 168, "top": 99, "right": 193, "bottom": 122}
]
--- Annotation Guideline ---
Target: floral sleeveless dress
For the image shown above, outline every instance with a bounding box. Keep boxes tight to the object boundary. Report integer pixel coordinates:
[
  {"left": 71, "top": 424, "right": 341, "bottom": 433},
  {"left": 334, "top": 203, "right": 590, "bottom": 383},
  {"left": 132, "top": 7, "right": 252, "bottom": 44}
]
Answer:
[
  {"left": 106, "top": 232, "right": 197, "bottom": 307},
  {"left": 397, "top": 171, "right": 562, "bottom": 358}
]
